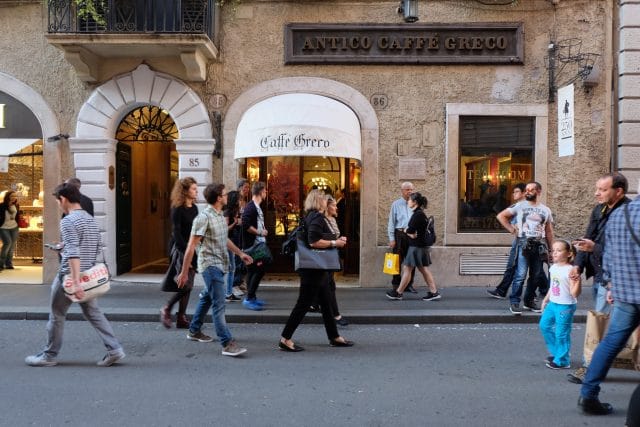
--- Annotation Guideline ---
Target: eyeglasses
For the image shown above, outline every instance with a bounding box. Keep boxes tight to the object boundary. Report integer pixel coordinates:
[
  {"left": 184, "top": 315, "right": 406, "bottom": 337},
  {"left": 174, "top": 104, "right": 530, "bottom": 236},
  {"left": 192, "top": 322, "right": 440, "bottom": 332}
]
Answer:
[{"left": 221, "top": 193, "right": 228, "bottom": 197}]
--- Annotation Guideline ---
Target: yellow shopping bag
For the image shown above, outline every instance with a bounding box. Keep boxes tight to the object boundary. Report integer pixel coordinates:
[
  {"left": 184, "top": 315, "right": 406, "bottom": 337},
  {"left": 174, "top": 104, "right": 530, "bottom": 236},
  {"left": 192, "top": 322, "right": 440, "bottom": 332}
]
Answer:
[{"left": 383, "top": 252, "right": 400, "bottom": 275}]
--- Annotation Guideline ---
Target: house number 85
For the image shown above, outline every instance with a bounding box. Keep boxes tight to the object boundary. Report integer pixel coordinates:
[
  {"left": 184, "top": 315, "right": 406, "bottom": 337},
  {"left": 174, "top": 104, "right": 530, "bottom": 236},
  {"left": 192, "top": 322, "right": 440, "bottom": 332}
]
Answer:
[{"left": 189, "top": 158, "right": 200, "bottom": 167}]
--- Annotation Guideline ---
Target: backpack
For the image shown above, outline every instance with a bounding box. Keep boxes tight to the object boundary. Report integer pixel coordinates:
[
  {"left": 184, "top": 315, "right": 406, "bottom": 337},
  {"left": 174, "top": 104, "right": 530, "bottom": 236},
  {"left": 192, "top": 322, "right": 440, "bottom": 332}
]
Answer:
[
  {"left": 281, "top": 219, "right": 306, "bottom": 257},
  {"left": 424, "top": 216, "right": 436, "bottom": 247}
]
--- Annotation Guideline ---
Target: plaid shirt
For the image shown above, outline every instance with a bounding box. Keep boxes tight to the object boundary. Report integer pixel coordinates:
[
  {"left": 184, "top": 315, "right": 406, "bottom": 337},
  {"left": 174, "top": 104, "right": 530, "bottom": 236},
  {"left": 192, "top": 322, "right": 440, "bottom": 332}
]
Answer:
[
  {"left": 191, "top": 205, "right": 229, "bottom": 274},
  {"left": 603, "top": 196, "right": 640, "bottom": 304}
]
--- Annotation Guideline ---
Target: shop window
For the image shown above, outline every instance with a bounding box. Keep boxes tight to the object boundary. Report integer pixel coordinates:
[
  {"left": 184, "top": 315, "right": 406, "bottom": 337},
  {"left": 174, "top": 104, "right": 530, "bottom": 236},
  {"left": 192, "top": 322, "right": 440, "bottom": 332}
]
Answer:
[{"left": 458, "top": 116, "right": 534, "bottom": 233}]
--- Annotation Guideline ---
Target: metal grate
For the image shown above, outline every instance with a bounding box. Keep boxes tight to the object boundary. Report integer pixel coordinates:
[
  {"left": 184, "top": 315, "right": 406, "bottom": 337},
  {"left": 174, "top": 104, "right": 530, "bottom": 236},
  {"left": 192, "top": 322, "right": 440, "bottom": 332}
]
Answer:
[{"left": 459, "top": 253, "right": 509, "bottom": 275}]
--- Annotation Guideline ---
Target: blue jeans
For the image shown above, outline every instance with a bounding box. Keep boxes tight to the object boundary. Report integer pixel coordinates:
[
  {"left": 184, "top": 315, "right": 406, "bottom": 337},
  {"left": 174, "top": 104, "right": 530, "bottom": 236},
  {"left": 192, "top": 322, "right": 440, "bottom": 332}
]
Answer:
[
  {"left": 509, "top": 238, "right": 547, "bottom": 306},
  {"left": 188, "top": 266, "right": 233, "bottom": 347},
  {"left": 539, "top": 301, "right": 576, "bottom": 367},
  {"left": 495, "top": 239, "right": 517, "bottom": 295},
  {"left": 226, "top": 250, "right": 236, "bottom": 296},
  {"left": 0, "top": 227, "right": 18, "bottom": 267},
  {"left": 581, "top": 301, "right": 640, "bottom": 399}
]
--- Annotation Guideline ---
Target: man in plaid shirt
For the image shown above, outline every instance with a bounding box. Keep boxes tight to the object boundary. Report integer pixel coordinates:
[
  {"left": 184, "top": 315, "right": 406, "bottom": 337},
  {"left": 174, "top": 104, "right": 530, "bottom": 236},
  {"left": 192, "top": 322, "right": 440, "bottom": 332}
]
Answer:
[{"left": 578, "top": 181, "right": 640, "bottom": 415}]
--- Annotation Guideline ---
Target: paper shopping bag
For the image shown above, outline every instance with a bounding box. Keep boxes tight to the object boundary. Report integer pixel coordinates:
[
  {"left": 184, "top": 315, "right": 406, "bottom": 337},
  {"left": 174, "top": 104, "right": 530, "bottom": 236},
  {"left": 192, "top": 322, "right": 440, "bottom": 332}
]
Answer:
[
  {"left": 583, "top": 310, "right": 640, "bottom": 371},
  {"left": 383, "top": 252, "right": 400, "bottom": 275}
]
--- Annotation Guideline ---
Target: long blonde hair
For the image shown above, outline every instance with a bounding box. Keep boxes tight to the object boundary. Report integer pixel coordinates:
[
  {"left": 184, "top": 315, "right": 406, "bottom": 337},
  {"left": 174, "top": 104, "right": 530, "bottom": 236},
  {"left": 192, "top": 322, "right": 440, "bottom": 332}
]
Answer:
[{"left": 170, "top": 177, "right": 197, "bottom": 208}]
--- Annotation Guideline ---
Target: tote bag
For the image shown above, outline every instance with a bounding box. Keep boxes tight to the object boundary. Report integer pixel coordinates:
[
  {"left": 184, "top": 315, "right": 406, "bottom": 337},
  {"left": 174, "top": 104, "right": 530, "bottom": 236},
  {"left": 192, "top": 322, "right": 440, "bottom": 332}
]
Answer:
[
  {"left": 583, "top": 310, "right": 640, "bottom": 371},
  {"left": 383, "top": 252, "right": 400, "bottom": 275},
  {"left": 294, "top": 236, "right": 341, "bottom": 272}
]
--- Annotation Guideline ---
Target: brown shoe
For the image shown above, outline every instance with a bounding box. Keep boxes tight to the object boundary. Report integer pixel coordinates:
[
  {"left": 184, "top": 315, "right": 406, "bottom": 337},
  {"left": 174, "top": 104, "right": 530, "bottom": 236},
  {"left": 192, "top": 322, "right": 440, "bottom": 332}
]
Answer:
[
  {"left": 160, "top": 306, "right": 172, "bottom": 329},
  {"left": 176, "top": 314, "right": 190, "bottom": 329}
]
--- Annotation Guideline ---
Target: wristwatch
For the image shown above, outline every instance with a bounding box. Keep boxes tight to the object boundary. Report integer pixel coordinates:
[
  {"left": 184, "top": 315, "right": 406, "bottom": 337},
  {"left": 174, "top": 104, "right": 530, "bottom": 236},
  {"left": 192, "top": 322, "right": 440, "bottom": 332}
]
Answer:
[{"left": 331, "top": 240, "right": 336, "bottom": 248}]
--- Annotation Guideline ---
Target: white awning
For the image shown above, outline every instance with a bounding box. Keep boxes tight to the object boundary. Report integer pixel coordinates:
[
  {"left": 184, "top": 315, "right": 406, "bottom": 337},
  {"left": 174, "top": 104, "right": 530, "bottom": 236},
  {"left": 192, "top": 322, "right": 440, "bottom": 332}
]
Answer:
[
  {"left": 234, "top": 94, "right": 361, "bottom": 160},
  {"left": 0, "top": 139, "right": 39, "bottom": 156}
]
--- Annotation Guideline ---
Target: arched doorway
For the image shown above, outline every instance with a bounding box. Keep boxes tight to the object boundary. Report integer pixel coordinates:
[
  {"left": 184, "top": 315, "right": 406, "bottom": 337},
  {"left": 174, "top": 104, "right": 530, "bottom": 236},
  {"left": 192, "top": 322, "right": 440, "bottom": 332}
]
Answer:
[{"left": 114, "top": 105, "right": 178, "bottom": 274}]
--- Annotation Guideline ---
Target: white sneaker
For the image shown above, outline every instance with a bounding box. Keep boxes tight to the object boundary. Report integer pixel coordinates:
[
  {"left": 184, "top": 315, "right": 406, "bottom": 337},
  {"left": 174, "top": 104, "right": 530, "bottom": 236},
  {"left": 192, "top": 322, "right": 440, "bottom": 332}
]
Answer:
[
  {"left": 221, "top": 341, "right": 247, "bottom": 357},
  {"left": 97, "top": 348, "right": 125, "bottom": 367},
  {"left": 25, "top": 352, "right": 57, "bottom": 367},
  {"left": 232, "top": 287, "right": 245, "bottom": 297}
]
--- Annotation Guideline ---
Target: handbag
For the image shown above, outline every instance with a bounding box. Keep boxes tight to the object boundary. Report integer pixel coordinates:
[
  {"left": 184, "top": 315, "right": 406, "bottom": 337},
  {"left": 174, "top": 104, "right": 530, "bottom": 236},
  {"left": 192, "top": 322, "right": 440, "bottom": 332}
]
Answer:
[
  {"left": 383, "top": 252, "right": 400, "bottom": 275},
  {"left": 63, "top": 262, "right": 111, "bottom": 303},
  {"left": 583, "top": 310, "right": 640, "bottom": 371},
  {"left": 424, "top": 216, "right": 436, "bottom": 247},
  {"left": 161, "top": 245, "right": 195, "bottom": 292},
  {"left": 294, "top": 236, "right": 341, "bottom": 271},
  {"left": 244, "top": 241, "right": 273, "bottom": 267}
]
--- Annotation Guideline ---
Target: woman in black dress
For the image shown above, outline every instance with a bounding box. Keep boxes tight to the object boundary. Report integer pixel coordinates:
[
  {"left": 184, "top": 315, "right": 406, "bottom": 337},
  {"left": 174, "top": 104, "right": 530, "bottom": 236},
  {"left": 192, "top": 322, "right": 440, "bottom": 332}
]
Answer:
[
  {"left": 386, "top": 192, "right": 440, "bottom": 301},
  {"left": 160, "top": 177, "right": 199, "bottom": 328},
  {"left": 279, "top": 189, "right": 354, "bottom": 352}
]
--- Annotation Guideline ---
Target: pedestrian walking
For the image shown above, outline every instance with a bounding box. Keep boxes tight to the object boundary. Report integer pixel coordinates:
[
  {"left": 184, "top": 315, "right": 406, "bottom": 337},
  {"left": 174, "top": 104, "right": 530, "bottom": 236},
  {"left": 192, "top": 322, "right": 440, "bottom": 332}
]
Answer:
[
  {"left": 577, "top": 183, "right": 640, "bottom": 416},
  {"left": 567, "top": 173, "right": 631, "bottom": 384},
  {"left": 177, "top": 183, "right": 252, "bottom": 357},
  {"left": 487, "top": 183, "right": 525, "bottom": 299},
  {"left": 385, "top": 192, "right": 440, "bottom": 301},
  {"left": 324, "top": 194, "right": 348, "bottom": 327},
  {"left": 496, "top": 181, "right": 554, "bottom": 315},
  {"left": 279, "top": 190, "right": 354, "bottom": 352},
  {"left": 539, "top": 240, "right": 581, "bottom": 370},
  {"left": 0, "top": 190, "right": 21, "bottom": 270},
  {"left": 387, "top": 181, "right": 417, "bottom": 293},
  {"left": 25, "top": 182, "right": 125, "bottom": 367},
  {"left": 241, "top": 181, "right": 269, "bottom": 310},
  {"left": 224, "top": 190, "right": 242, "bottom": 302},
  {"left": 160, "top": 177, "right": 199, "bottom": 329}
]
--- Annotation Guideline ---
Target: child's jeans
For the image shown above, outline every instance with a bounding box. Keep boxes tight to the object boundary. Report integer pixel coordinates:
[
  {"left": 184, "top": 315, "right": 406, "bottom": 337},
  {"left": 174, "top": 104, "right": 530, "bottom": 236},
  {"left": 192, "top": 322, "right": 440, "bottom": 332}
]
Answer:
[{"left": 539, "top": 301, "right": 577, "bottom": 367}]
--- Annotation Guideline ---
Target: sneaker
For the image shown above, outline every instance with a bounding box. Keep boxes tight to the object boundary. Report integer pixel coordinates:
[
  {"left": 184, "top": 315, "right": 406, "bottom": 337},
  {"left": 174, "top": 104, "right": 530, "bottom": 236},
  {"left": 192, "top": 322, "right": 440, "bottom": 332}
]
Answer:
[
  {"left": 97, "top": 348, "right": 125, "bottom": 367},
  {"left": 567, "top": 367, "right": 587, "bottom": 384},
  {"left": 509, "top": 304, "right": 522, "bottom": 315},
  {"left": 422, "top": 292, "right": 441, "bottom": 301},
  {"left": 487, "top": 289, "right": 506, "bottom": 299},
  {"left": 242, "top": 298, "right": 264, "bottom": 311},
  {"left": 25, "top": 352, "right": 57, "bottom": 367},
  {"left": 225, "top": 294, "right": 241, "bottom": 302},
  {"left": 187, "top": 331, "right": 214, "bottom": 343},
  {"left": 546, "top": 361, "right": 571, "bottom": 370},
  {"left": 238, "top": 282, "right": 248, "bottom": 293},
  {"left": 406, "top": 284, "right": 418, "bottom": 294},
  {"left": 232, "top": 287, "right": 245, "bottom": 297},
  {"left": 253, "top": 298, "right": 266, "bottom": 306},
  {"left": 221, "top": 341, "right": 247, "bottom": 357},
  {"left": 523, "top": 302, "right": 542, "bottom": 313},
  {"left": 386, "top": 290, "right": 403, "bottom": 300},
  {"left": 578, "top": 397, "right": 613, "bottom": 415},
  {"left": 545, "top": 356, "right": 554, "bottom": 364}
]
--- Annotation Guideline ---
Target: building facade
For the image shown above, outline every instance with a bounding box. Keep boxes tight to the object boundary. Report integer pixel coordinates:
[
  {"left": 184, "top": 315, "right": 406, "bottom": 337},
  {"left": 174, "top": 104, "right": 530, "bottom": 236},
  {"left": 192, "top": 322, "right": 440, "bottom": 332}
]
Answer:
[{"left": 0, "top": 0, "right": 637, "bottom": 286}]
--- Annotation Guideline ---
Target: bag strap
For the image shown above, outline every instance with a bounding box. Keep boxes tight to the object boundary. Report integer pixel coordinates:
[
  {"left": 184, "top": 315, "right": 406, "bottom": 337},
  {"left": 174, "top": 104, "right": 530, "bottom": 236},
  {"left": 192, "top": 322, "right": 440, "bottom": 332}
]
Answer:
[{"left": 624, "top": 203, "right": 640, "bottom": 246}]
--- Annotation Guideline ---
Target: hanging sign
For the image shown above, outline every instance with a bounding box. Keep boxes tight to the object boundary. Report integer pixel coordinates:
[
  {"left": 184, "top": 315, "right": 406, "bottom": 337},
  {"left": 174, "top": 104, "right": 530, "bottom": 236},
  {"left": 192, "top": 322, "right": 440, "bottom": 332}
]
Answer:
[{"left": 557, "top": 84, "right": 575, "bottom": 157}]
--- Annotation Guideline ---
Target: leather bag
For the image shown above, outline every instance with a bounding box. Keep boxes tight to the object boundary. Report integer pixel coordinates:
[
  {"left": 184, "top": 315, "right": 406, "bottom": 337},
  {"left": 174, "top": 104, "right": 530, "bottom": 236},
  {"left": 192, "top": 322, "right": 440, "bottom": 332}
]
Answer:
[{"left": 294, "top": 236, "right": 340, "bottom": 271}]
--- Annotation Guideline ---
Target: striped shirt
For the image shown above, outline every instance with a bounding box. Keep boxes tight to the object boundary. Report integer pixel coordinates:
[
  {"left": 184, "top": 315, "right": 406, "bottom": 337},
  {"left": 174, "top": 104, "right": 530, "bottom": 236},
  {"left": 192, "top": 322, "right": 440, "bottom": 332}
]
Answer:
[
  {"left": 191, "top": 205, "right": 229, "bottom": 274},
  {"left": 59, "top": 209, "right": 101, "bottom": 275},
  {"left": 603, "top": 196, "right": 640, "bottom": 304}
]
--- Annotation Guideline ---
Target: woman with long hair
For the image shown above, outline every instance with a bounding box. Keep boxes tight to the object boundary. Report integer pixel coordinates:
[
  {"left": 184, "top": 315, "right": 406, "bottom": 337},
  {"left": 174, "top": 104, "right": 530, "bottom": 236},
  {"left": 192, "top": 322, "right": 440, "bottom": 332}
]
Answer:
[
  {"left": 160, "top": 177, "right": 199, "bottom": 329},
  {"left": 386, "top": 192, "right": 440, "bottom": 301},
  {"left": 0, "top": 190, "right": 21, "bottom": 270},
  {"left": 279, "top": 189, "right": 354, "bottom": 352}
]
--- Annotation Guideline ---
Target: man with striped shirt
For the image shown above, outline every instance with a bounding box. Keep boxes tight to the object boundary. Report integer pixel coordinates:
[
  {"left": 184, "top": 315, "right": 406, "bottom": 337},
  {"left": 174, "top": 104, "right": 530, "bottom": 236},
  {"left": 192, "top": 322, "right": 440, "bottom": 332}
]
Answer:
[{"left": 26, "top": 183, "right": 124, "bottom": 367}]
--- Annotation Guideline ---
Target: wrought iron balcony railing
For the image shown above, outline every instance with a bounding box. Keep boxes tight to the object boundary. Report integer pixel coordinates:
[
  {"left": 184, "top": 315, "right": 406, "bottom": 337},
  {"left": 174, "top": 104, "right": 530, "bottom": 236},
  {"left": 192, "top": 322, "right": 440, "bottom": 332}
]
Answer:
[{"left": 48, "top": 0, "right": 215, "bottom": 40}]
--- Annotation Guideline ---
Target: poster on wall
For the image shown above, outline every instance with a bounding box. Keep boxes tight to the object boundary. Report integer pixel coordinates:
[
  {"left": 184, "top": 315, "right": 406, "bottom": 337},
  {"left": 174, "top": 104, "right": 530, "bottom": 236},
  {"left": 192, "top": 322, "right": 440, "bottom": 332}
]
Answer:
[{"left": 557, "top": 84, "right": 575, "bottom": 157}]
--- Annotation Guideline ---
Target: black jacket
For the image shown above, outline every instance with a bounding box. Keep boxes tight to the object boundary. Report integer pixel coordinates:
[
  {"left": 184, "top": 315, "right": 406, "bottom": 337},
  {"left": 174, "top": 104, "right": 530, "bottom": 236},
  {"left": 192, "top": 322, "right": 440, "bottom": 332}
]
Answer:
[
  {"left": 575, "top": 196, "right": 631, "bottom": 282},
  {"left": 241, "top": 200, "right": 260, "bottom": 249},
  {"left": 0, "top": 202, "right": 21, "bottom": 228}
]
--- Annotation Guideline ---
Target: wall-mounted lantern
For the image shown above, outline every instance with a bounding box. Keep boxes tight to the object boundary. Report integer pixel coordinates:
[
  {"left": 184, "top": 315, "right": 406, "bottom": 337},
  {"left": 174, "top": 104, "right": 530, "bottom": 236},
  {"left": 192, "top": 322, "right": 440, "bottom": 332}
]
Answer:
[{"left": 398, "top": 0, "right": 419, "bottom": 23}]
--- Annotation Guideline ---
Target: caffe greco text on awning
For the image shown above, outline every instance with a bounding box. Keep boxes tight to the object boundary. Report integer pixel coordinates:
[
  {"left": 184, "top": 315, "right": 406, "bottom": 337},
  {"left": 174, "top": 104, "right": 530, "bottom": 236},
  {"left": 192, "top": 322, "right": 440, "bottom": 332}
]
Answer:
[{"left": 285, "top": 23, "right": 523, "bottom": 65}]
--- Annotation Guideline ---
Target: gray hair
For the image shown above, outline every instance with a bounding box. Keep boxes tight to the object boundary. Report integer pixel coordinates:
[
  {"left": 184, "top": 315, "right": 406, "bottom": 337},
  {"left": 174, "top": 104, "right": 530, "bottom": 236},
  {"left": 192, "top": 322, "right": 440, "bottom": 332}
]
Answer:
[{"left": 401, "top": 181, "right": 414, "bottom": 190}]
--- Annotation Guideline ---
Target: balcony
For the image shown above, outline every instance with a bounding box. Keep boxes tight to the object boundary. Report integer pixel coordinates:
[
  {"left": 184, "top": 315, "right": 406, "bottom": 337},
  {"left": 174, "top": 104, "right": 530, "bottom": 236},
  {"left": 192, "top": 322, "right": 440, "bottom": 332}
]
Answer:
[{"left": 45, "top": 0, "right": 219, "bottom": 82}]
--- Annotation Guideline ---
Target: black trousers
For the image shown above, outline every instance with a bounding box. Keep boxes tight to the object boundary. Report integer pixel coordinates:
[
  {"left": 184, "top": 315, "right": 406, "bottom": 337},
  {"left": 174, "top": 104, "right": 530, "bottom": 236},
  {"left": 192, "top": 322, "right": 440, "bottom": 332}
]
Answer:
[
  {"left": 392, "top": 229, "right": 415, "bottom": 287},
  {"left": 281, "top": 269, "right": 339, "bottom": 341},
  {"left": 246, "top": 264, "right": 265, "bottom": 300}
]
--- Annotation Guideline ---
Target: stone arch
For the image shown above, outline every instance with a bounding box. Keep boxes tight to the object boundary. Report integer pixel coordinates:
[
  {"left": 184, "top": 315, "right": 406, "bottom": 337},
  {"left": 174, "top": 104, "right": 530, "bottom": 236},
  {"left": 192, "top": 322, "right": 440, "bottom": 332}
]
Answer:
[
  {"left": 72, "top": 64, "right": 214, "bottom": 276},
  {"left": 0, "top": 72, "right": 61, "bottom": 284},
  {"left": 223, "top": 77, "right": 380, "bottom": 286}
]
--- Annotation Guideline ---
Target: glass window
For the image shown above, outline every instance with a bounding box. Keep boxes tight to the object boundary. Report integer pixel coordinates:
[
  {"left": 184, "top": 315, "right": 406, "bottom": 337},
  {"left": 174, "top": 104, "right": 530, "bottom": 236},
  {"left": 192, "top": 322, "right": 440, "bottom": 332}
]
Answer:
[{"left": 458, "top": 116, "right": 534, "bottom": 233}]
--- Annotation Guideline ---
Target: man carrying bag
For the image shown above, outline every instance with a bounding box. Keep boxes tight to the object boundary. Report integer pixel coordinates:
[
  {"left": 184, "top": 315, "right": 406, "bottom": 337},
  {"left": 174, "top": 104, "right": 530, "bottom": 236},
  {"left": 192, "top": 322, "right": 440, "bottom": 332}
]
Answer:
[{"left": 25, "top": 183, "right": 125, "bottom": 367}]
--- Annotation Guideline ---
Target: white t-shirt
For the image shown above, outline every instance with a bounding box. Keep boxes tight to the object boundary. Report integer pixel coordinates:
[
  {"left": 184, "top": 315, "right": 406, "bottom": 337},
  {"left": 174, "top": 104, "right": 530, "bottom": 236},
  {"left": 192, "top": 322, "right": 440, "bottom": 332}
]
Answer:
[
  {"left": 549, "top": 264, "right": 577, "bottom": 305},
  {"left": 508, "top": 201, "right": 554, "bottom": 239}
]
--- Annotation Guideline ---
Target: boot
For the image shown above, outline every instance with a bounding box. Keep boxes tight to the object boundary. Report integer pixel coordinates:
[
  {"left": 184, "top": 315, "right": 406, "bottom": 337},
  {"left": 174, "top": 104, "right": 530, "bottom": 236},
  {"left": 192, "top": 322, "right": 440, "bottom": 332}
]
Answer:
[{"left": 176, "top": 313, "right": 190, "bottom": 329}]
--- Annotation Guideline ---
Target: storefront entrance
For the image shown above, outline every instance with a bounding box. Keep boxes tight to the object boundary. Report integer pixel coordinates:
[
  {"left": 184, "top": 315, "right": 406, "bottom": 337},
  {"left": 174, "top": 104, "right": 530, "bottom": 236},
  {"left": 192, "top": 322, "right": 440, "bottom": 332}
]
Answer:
[
  {"left": 115, "top": 106, "right": 178, "bottom": 274},
  {"left": 242, "top": 155, "right": 361, "bottom": 274}
]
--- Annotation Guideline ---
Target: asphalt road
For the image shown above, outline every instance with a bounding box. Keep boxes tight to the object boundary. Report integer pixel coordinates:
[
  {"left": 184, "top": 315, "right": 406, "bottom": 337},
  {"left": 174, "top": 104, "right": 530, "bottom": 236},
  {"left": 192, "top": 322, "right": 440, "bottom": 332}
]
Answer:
[{"left": 2, "top": 320, "right": 637, "bottom": 427}]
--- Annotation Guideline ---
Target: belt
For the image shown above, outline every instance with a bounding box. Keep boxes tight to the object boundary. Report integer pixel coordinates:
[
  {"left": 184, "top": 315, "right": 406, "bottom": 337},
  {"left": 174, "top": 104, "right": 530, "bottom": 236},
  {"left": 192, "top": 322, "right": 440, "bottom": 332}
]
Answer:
[{"left": 395, "top": 228, "right": 406, "bottom": 233}]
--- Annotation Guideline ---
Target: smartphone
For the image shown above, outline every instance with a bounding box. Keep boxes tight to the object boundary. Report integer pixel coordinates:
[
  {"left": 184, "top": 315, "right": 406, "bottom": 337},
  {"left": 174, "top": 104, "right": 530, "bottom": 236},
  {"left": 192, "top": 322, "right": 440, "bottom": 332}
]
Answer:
[{"left": 45, "top": 242, "right": 64, "bottom": 250}]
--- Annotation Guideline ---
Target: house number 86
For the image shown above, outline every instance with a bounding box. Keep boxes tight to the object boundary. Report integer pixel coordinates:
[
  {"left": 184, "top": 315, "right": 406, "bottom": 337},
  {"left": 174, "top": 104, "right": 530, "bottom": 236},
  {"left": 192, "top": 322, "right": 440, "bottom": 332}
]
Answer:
[{"left": 371, "top": 94, "right": 388, "bottom": 110}]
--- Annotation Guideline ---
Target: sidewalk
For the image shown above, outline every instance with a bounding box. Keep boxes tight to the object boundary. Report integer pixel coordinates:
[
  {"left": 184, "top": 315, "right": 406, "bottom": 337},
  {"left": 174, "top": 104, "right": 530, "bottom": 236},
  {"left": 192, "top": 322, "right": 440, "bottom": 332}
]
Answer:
[{"left": 0, "top": 275, "right": 594, "bottom": 324}]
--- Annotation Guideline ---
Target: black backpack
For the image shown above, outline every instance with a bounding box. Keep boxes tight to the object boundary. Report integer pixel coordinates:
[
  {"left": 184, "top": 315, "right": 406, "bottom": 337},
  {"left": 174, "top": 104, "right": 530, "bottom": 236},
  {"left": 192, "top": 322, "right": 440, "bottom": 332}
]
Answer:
[
  {"left": 281, "top": 219, "right": 306, "bottom": 257},
  {"left": 424, "top": 216, "right": 436, "bottom": 247}
]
